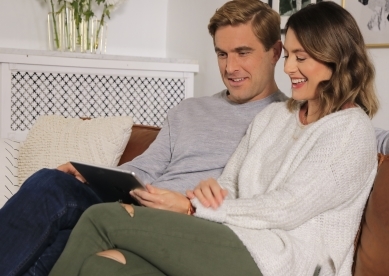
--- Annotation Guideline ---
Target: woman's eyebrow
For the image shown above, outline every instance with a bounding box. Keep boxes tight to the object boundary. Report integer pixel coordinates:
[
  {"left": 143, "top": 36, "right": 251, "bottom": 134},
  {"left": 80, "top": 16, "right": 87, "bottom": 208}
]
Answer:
[{"left": 282, "top": 46, "right": 306, "bottom": 54}]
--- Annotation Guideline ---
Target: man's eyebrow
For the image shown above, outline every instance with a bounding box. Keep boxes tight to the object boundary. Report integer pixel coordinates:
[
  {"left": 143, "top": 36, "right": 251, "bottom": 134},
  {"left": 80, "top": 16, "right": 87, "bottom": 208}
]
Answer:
[
  {"left": 234, "top": 46, "right": 254, "bottom": 52},
  {"left": 214, "top": 47, "right": 224, "bottom": 53},
  {"left": 215, "top": 46, "right": 254, "bottom": 52}
]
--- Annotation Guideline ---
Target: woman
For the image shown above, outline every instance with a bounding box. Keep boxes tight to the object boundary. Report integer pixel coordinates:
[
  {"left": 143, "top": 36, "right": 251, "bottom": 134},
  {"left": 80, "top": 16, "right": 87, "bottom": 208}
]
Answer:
[{"left": 50, "top": 2, "right": 378, "bottom": 275}]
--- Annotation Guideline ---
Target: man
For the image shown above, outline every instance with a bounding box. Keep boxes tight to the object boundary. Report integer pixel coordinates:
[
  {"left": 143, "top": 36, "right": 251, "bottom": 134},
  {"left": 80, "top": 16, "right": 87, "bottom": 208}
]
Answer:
[{"left": 0, "top": 0, "right": 388, "bottom": 275}]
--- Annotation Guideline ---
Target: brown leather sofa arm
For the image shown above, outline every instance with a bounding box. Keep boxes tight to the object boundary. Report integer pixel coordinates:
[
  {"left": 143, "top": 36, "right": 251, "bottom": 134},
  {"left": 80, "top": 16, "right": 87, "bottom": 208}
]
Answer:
[
  {"left": 353, "top": 154, "right": 389, "bottom": 276},
  {"left": 118, "top": 124, "right": 161, "bottom": 165}
]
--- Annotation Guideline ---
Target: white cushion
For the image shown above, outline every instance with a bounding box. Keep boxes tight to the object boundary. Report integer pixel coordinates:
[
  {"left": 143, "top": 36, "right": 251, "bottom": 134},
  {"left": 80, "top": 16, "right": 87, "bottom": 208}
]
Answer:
[
  {"left": 18, "top": 115, "right": 134, "bottom": 185},
  {"left": 0, "top": 139, "right": 21, "bottom": 207}
]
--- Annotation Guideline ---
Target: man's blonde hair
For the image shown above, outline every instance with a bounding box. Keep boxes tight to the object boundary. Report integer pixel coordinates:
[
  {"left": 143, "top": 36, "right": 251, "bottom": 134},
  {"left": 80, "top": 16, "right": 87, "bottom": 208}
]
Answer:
[{"left": 208, "top": 0, "right": 280, "bottom": 51}]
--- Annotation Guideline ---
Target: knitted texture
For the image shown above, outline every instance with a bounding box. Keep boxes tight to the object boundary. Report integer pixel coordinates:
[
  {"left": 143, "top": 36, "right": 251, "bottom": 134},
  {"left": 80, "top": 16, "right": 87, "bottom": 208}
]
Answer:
[
  {"left": 18, "top": 115, "right": 133, "bottom": 185},
  {"left": 0, "top": 139, "right": 20, "bottom": 207},
  {"left": 193, "top": 102, "right": 377, "bottom": 276}
]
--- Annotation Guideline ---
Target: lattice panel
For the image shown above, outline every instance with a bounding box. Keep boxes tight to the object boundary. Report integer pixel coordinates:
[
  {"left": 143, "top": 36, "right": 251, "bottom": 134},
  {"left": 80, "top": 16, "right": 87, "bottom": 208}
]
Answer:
[{"left": 10, "top": 71, "right": 185, "bottom": 131}]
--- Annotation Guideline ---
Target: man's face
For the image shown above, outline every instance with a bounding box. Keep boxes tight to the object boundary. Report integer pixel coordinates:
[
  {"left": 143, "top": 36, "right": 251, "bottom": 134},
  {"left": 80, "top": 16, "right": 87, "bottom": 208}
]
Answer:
[{"left": 214, "top": 23, "right": 280, "bottom": 104}]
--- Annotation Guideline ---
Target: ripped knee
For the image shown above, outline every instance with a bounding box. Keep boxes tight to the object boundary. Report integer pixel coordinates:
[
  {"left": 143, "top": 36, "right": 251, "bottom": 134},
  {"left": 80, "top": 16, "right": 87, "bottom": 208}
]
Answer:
[{"left": 96, "top": 250, "right": 126, "bottom": 264}]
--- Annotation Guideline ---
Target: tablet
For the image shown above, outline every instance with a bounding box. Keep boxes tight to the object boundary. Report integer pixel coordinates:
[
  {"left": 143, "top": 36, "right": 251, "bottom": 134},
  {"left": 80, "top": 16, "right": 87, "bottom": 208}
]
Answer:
[{"left": 70, "top": 161, "right": 145, "bottom": 204}]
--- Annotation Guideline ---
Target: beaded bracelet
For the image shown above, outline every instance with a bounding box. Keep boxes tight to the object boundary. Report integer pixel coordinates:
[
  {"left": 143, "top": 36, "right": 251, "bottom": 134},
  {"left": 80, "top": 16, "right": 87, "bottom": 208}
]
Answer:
[{"left": 186, "top": 198, "right": 196, "bottom": 215}]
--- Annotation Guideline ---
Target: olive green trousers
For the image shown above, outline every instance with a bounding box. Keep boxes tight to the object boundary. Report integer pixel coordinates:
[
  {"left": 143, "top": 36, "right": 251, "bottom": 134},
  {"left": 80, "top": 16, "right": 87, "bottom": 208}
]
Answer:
[{"left": 49, "top": 202, "right": 262, "bottom": 276}]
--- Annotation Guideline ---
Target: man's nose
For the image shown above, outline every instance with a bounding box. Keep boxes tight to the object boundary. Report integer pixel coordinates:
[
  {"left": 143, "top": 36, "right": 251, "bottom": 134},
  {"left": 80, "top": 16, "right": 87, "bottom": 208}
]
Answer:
[{"left": 225, "top": 55, "right": 239, "bottom": 74}]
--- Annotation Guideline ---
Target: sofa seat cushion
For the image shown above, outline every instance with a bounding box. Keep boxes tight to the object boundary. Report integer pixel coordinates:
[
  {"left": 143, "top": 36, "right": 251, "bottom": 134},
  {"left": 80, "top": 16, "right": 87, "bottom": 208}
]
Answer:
[
  {"left": 18, "top": 115, "right": 134, "bottom": 185},
  {"left": 353, "top": 154, "right": 389, "bottom": 275}
]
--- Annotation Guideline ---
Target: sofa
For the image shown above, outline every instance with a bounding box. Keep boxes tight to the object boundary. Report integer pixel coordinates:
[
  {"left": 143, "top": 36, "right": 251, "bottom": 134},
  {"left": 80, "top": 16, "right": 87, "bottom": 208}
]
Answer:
[
  {"left": 1, "top": 122, "right": 388, "bottom": 275},
  {"left": 353, "top": 154, "right": 389, "bottom": 276}
]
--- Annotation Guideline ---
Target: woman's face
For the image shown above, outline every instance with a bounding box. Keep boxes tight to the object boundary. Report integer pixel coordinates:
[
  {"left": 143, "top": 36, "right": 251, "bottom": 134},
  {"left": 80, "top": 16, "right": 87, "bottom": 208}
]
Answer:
[{"left": 283, "top": 28, "right": 332, "bottom": 102}]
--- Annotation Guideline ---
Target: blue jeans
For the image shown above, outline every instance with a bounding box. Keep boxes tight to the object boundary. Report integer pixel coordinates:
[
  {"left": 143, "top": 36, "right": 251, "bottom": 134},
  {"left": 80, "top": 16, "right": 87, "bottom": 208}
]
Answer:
[{"left": 0, "top": 169, "right": 103, "bottom": 276}]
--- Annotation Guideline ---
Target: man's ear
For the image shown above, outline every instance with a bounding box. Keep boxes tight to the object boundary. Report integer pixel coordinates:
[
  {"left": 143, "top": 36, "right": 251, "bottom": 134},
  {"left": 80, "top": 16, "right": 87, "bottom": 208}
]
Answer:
[{"left": 270, "top": 40, "right": 283, "bottom": 64}]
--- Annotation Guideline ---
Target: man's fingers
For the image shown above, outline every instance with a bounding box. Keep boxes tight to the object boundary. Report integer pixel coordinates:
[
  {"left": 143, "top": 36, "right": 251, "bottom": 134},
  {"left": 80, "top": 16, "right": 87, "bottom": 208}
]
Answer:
[
  {"left": 130, "top": 188, "right": 163, "bottom": 207},
  {"left": 131, "top": 189, "right": 154, "bottom": 201},
  {"left": 57, "top": 162, "right": 86, "bottom": 183},
  {"left": 74, "top": 175, "right": 86, "bottom": 183},
  {"left": 145, "top": 183, "right": 164, "bottom": 194}
]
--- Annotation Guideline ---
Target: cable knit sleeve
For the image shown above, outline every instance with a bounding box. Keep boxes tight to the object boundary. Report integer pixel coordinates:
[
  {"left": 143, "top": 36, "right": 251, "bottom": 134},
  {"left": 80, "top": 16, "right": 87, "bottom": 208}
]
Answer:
[
  {"left": 211, "top": 122, "right": 253, "bottom": 200},
  {"left": 193, "top": 107, "right": 377, "bottom": 230}
]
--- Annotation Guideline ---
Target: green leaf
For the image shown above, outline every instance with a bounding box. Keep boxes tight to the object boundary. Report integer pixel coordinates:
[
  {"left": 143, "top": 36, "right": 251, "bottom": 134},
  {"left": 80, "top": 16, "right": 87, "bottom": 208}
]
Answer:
[
  {"left": 105, "top": 7, "right": 111, "bottom": 19},
  {"left": 84, "top": 9, "right": 94, "bottom": 20}
]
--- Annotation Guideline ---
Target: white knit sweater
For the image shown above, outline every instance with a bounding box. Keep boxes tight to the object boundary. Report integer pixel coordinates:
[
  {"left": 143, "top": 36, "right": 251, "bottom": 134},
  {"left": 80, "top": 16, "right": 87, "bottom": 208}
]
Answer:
[{"left": 192, "top": 102, "right": 377, "bottom": 276}]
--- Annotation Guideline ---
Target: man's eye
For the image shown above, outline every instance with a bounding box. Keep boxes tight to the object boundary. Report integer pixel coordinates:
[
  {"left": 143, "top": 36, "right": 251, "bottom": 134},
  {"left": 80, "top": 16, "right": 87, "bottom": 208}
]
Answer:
[
  {"left": 239, "top": 52, "right": 249, "bottom": 56},
  {"left": 217, "top": 53, "right": 227, "bottom": 58}
]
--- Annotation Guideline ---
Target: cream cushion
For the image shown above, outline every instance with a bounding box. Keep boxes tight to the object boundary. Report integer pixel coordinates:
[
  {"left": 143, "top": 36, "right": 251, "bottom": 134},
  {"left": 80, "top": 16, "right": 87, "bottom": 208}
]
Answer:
[
  {"left": 0, "top": 139, "right": 21, "bottom": 207},
  {"left": 18, "top": 115, "right": 133, "bottom": 185}
]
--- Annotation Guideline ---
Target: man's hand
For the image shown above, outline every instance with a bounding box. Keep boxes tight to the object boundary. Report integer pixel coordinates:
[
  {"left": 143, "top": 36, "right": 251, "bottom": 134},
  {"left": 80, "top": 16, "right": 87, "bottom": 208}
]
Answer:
[
  {"left": 186, "top": 178, "right": 228, "bottom": 209},
  {"left": 130, "top": 184, "right": 190, "bottom": 214},
  {"left": 56, "top": 162, "right": 86, "bottom": 183}
]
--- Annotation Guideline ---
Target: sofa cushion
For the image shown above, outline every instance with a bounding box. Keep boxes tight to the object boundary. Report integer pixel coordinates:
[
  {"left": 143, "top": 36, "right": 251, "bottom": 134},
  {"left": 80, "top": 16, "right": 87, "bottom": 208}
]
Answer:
[
  {"left": 118, "top": 124, "right": 161, "bottom": 165},
  {"left": 0, "top": 139, "right": 21, "bottom": 207},
  {"left": 353, "top": 154, "right": 389, "bottom": 276},
  {"left": 18, "top": 115, "right": 133, "bottom": 185}
]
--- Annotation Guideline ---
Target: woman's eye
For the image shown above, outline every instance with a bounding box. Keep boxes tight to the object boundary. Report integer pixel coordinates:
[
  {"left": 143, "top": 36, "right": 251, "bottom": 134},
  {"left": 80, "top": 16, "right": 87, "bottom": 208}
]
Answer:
[
  {"left": 283, "top": 55, "right": 289, "bottom": 59},
  {"left": 296, "top": 57, "right": 306, "bottom": 62}
]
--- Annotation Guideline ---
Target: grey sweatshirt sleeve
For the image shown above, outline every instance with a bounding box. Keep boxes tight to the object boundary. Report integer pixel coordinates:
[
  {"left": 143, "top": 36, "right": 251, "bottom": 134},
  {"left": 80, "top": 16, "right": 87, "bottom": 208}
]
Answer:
[
  {"left": 375, "top": 127, "right": 389, "bottom": 154},
  {"left": 118, "top": 118, "right": 173, "bottom": 184}
]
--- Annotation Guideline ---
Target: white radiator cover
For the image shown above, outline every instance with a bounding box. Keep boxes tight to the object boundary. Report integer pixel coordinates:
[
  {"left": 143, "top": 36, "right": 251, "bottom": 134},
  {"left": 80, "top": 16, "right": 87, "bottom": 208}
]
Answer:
[{"left": 0, "top": 48, "right": 199, "bottom": 141}]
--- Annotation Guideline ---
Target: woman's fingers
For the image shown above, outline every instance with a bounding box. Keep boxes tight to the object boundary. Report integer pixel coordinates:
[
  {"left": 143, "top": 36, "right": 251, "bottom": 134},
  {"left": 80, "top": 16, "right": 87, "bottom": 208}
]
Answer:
[{"left": 193, "top": 178, "right": 226, "bottom": 209}]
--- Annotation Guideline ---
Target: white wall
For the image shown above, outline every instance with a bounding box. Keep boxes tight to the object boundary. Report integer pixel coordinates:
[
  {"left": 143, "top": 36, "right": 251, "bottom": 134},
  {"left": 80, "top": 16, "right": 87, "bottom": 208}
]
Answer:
[
  {"left": 0, "top": 0, "right": 168, "bottom": 57},
  {"left": 166, "top": 0, "right": 226, "bottom": 98},
  {"left": 0, "top": 0, "right": 387, "bottom": 128},
  {"left": 369, "top": 49, "right": 389, "bottom": 129}
]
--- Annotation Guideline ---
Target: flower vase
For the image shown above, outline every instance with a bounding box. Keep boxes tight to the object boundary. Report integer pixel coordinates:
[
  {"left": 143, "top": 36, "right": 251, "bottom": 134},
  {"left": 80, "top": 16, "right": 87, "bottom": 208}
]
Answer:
[
  {"left": 81, "top": 16, "right": 94, "bottom": 53},
  {"left": 47, "top": 5, "right": 75, "bottom": 52},
  {"left": 47, "top": 11, "right": 63, "bottom": 51},
  {"left": 62, "top": 6, "right": 75, "bottom": 52},
  {"left": 93, "top": 19, "right": 108, "bottom": 54},
  {"left": 79, "top": 17, "right": 107, "bottom": 54}
]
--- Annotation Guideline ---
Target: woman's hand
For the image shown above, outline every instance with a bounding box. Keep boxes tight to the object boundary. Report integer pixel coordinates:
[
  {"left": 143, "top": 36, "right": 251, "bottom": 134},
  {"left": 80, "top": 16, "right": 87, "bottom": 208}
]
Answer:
[
  {"left": 186, "top": 178, "right": 228, "bottom": 209},
  {"left": 56, "top": 162, "right": 86, "bottom": 183}
]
